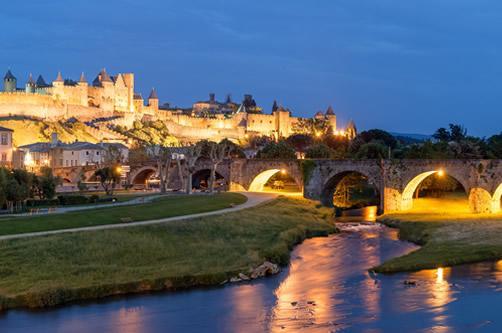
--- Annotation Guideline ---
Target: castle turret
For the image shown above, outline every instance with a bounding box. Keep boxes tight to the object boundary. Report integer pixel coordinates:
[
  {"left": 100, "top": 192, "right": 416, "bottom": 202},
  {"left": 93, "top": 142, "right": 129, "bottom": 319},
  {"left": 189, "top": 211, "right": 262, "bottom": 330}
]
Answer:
[
  {"left": 25, "top": 73, "right": 35, "bottom": 93},
  {"left": 77, "top": 72, "right": 89, "bottom": 106},
  {"left": 53, "top": 71, "right": 64, "bottom": 87},
  {"left": 148, "top": 88, "right": 159, "bottom": 110},
  {"left": 78, "top": 72, "right": 88, "bottom": 86},
  {"left": 3, "top": 70, "right": 17, "bottom": 92},
  {"left": 325, "top": 105, "right": 337, "bottom": 131}
]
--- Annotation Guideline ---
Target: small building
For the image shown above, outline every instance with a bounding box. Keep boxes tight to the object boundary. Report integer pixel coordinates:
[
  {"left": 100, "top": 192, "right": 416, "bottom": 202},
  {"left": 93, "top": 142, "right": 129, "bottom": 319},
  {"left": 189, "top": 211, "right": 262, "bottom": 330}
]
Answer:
[
  {"left": 17, "top": 133, "right": 129, "bottom": 170},
  {"left": 0, "top": 126, "right": 14, "bottom": 166}
]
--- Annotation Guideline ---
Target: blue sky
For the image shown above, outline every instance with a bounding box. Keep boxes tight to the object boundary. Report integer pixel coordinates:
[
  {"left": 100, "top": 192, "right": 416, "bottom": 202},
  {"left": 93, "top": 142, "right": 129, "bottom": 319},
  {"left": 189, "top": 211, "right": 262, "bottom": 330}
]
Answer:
[{"left": 1, "top": 0, "right": 501, "bottom": 136}]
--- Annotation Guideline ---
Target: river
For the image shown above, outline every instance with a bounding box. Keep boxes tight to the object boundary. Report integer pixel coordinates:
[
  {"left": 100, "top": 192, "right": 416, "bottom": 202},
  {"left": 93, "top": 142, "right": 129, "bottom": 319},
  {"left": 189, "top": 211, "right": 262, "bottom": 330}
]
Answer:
[{"left": 2, "top": 225, "right": 502, "bottom": 332}]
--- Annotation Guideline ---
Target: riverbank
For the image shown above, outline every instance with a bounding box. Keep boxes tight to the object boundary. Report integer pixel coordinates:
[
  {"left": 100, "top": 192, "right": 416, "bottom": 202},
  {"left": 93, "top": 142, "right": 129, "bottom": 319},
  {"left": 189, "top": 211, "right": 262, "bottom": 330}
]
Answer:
[
  {"left": 0, "top": 197, "right": 336, "bottom": 311},
  {"left": 373, "top": 210, "right": 502, "bottom": 273},
  {"left": 0, "top": 193, "right": 247, "bottom": 236}
]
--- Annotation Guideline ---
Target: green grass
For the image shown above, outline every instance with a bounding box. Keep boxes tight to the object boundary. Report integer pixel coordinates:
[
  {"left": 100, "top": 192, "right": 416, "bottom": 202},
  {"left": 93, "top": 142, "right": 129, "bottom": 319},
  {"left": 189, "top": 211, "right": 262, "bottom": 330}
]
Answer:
[
  {"left": 0, "top": 197, "right": 336, "bottom": 310},
  {"left": 0, "top": 193, "right": 247, "bottom": 236},
  {"left": 373, "top": 198, "right": 502, "bottom": 273}
]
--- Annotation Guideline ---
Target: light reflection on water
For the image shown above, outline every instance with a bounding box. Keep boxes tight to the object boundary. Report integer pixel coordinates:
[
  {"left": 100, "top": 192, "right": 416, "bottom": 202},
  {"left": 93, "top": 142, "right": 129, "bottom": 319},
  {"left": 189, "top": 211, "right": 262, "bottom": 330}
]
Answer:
[{"left": 3, "top": 226, "right": 502, "bottom": 332}]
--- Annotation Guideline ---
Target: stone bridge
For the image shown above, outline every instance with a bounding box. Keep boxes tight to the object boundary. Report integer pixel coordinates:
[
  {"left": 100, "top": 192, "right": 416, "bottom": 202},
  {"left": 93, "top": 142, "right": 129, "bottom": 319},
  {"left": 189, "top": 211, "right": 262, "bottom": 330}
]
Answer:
[
  {"left": 303, "top": 159, "right": 502, "bottom": 214},
  {"left": 54, "top": 158, "right": 502, "bottom": 214}
]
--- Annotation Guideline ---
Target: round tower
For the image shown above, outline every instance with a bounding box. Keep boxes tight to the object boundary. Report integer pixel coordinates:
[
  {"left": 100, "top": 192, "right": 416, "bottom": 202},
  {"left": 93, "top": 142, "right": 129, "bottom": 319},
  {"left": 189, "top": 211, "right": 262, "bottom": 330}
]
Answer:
[
  {"left": 3, "top": 70, "right": 17, "bottom": 92},
  {"left": 25, "top": 73, "right": 35, "bottom": 93},
  {"left": 325, "top": 105, "right": 337, "bottom": 131}
]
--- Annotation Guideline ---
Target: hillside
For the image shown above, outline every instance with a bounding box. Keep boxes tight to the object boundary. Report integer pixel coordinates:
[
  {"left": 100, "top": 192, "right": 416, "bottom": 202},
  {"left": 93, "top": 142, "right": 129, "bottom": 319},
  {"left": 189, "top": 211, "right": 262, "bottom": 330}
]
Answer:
[{"left": 0, "top": 117, "right": 99, "bottom": 146}]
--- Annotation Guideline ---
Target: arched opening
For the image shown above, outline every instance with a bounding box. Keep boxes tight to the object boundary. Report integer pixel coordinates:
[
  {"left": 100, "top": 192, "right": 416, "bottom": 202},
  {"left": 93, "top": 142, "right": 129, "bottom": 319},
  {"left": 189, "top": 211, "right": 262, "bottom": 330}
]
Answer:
[
  {"left": 401, "top": 170, "right": 469, "bottom": 213},
  {"left": 192, "top": 169, "right": 225, "bottom": 191},
  {"left": 248, "top": 169, "right": 301, "bottom": 193},
  {"left": 492, "top": 183, "right": 502, "bottom": 213},
  {"left": 132, "top": 168, "right": 158, "bottom": 190},
  {"left": 321, "top": 171, "right": 380, "bottom": 221},
  {"left": 322, "top": 171, "right": 379, "bottom": 207}
]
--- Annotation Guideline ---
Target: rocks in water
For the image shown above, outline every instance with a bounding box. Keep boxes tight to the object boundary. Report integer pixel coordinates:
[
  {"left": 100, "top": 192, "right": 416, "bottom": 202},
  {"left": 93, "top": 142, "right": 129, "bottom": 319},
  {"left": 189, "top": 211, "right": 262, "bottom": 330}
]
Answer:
[
  {"left": 229, "top": 261, "right": 281, "bottom": 283},
  {"left": 250, "top": 261, "right": 280, "bottom": 279},
  {"left": 404, "top": 280, "right": 417, "bottom": 286},
  {"left": 238, "top": 273, "right": 250, "bottom": 281}
]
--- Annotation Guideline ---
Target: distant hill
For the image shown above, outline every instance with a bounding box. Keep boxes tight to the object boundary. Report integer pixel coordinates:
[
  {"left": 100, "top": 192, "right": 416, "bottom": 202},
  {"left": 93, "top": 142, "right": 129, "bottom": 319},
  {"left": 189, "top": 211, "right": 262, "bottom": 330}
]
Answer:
[{"left": 390, "top": 132, "right": 432, "bottom": 144}]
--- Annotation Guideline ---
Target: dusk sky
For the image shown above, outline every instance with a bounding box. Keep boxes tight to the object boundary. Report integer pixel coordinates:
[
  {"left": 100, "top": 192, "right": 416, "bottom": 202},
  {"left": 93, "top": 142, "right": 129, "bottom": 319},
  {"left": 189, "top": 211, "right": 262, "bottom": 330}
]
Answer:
[{"left": 1, "top": 0, "right": 501, "bottom": 136}]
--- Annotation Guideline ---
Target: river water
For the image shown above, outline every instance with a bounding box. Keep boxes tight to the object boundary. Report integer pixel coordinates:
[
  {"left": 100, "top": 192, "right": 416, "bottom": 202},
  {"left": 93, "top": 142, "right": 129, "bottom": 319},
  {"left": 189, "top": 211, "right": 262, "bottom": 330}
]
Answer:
[{"left": 2, "top": 225, "right": 502, "bottom": 332}]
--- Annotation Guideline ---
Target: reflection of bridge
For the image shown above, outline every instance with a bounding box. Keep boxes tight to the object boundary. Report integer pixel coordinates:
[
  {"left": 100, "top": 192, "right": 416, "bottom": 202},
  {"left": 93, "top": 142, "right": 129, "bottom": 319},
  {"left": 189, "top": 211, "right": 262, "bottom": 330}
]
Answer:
[{"left": 54, "top": 158, "right": 502, "bottom": 214}]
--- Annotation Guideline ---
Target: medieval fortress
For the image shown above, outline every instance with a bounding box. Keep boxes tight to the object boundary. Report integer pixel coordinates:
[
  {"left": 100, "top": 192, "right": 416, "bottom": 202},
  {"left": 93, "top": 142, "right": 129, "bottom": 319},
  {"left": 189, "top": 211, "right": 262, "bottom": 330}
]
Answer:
[{"left": 1, "top": 69, "right": 354, "bottom": 143}]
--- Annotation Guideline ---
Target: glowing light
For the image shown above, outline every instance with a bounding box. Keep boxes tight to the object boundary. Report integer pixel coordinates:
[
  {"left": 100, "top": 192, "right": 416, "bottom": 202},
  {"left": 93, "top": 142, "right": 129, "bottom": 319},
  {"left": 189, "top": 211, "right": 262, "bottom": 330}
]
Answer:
[
  {"left": 437, "top": 169, "right": 445, "bottom": 177},
  {"left": 248, "top": 169, "right": 281, "bottom": 192},
  {"left": 315, "top": 132, "right": 321, "bottom": 138},
  {"left": 116, "top": 166, "right": 123, "bottom": 174},
  {"left": 24, "top": 152, "right": 34, "bottom": 167},
  {"left": 281, "top": 169, "right": 287, "bottom": 175},
  {"left": 436, "top": 267, "right": 444, "bottom": 283}
]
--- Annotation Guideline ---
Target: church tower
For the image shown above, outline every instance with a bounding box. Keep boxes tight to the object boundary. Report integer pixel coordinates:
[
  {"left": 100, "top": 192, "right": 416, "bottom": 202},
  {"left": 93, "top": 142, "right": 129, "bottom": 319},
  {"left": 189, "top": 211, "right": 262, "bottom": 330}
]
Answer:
[{"left": 3, "top": 70, "right": 17, "bottom": 92}]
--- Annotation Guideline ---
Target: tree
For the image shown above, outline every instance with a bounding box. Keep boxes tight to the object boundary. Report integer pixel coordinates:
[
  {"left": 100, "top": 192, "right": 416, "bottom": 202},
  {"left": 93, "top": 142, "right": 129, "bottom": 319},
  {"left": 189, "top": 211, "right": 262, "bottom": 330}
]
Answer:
[
  {"left": 94, "top": 167, "right": 121, "bottom": 195},
  {"left": 256, "top": 141, "right": 296, "bottom": 159},
  {"left": 357, "top": 129, "right": 398, "bottom": 149},
  {"left": 354, "top": 142, "right": 388, "bottom": 159},
  {"left": 148, "top": 144, "right": 177, "bottom": 193},
  {"left": 184, "top": 143, "right": 203, "bottom": 194},
  {"left": 286, "top": 134, "right": 314, "bottom": 154},
  {"left": 36, "top": 167, "right": 61, "bottom": 199},
  {"left": 487, "top": 133, "right": 502, "bottom": 158},
  {"left": 206, "top": 140, "right": 233, "bottom": 193},
  {"left": 433, "top": 127, "right": 450, "bottom": 142},
  {"left": 305, "top": 143, "right": 335, "bottom": 159}
]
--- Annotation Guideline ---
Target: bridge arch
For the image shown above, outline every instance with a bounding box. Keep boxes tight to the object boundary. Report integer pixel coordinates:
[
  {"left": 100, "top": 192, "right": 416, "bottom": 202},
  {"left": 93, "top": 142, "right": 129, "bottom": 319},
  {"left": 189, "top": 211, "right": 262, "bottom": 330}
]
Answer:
[
  {"left": 491, "top": 183, "right": 502, "bottom": 213},
  {"left": 192, "top": 169, "right": 225, "bottom": 190},
  {"left": 130, "top": 166, "right": 158, "bottom": 185},
  {"left": 399, "top": 169, "right": 494, "bottom": 213},
  {"left": 321, "top": 170, "right": 380, "bottom": 207}
]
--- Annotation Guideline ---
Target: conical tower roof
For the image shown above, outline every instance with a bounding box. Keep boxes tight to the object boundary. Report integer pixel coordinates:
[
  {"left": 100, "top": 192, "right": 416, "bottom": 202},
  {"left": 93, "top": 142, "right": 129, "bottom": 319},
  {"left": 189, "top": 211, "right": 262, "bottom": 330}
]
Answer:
[
  {"left": 36, "top": 75, "right": 48, "bottom": 87},
  {"left": 27, "top": 73, "right": 35, "bottom": 85},
  {"left": 79, "top": 72, "right": 87, "bottom": 83},
  {"left": 326, "top": 105, "right": 335, "bottom": 115},
  {"left": 100, "top": 68, "right": 112, "bottom": 82},
  {"left": 4, "top": 70, "right": 16, "bottom": 81},
  {"left": 148, "top": 88, "right": 158, "bottom": 99},
  {"left": 55, "top": 71, "right": 64, "bottom": 82}
]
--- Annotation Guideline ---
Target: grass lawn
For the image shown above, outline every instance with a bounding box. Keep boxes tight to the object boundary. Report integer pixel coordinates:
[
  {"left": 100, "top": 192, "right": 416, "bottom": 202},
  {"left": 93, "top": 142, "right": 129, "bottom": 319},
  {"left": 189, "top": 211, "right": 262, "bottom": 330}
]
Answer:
[
  {"left": 0, "top": 197, "right": 336, "bottom": 310},
  {"left": 373, "top": 197, "right": 502, "bottom": 273},
  {"left": 0, "top": 193, "right": 247, "bottom": 236}
]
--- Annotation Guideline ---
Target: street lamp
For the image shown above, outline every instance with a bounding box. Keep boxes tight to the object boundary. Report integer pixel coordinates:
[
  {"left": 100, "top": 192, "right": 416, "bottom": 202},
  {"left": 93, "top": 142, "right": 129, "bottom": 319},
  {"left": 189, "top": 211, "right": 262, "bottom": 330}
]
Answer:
[{"left": 437, "top": 169, "right": 445, "bottom": 177}]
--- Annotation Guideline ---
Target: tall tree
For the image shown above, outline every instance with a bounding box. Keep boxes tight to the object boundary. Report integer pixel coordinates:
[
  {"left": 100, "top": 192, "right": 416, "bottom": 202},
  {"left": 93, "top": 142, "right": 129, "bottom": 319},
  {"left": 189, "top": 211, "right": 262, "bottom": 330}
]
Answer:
[
  {"left": 207, "top": 141, "right": 233, "bottom": 193},
  {"left": 94, "top": 167, "right": 121, "bottom": 195},
  {"left": 184, "top": 143, "right": 203, "bottom": 194}
]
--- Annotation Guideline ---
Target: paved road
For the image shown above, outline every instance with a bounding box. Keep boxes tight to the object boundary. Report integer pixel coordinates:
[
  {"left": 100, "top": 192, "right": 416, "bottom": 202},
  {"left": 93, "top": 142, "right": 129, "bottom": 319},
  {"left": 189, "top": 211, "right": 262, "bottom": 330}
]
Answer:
[{"left": 0, "top": 192, "right": 279, "bottom": 241}]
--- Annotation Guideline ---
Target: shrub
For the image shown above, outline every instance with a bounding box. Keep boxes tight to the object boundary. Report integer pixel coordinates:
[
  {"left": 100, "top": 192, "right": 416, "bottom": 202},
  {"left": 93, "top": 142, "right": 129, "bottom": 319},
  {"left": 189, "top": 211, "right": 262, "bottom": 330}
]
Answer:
[{"left": 57, "top": 195, "right": 90, "bottom": 206}]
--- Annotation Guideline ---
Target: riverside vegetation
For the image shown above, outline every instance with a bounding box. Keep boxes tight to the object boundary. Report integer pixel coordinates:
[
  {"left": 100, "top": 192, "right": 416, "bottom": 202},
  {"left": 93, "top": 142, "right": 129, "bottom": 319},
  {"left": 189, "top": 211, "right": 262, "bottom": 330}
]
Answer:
[
  {"left": 0, "top": 197, "right": 336, "bottom": 310},
  {"left": 373, "top": 198, "right": 502, "bottom": 273}
]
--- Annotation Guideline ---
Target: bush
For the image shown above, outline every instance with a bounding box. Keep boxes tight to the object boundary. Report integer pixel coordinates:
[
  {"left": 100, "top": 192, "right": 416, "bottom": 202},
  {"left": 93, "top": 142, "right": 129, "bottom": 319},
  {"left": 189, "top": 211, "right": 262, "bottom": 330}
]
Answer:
[
  {"left": 26, "top": 199, "right": 60, "bottom": 207},
  {"left": 57, "top": 195, "right": 90, "bottom": 206}
]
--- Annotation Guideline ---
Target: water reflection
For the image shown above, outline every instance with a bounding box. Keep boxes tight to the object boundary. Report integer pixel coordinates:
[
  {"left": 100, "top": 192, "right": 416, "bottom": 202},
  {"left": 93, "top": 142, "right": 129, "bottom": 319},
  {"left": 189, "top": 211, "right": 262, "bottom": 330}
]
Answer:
[{"left": 4, "top": 226, "right": 502, "bottom": 332}]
